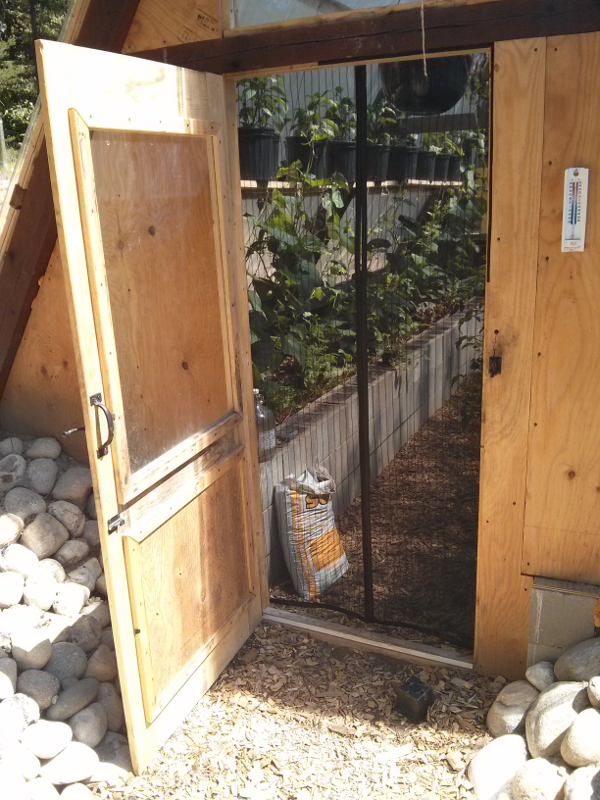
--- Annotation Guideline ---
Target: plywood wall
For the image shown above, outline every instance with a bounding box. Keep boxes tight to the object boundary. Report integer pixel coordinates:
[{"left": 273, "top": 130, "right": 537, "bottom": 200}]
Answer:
[{"left": 123, "top": 0, "right": 221, "bottom": 52}]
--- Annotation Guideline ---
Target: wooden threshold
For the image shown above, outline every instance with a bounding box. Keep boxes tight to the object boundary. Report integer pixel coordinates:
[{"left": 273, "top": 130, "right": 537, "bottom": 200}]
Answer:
[
  {"left": 262, "top": 607, "right": 473, "bottom": 671},
  {"left": 136, "top": 0, "right": 600, "bottom": 75}
]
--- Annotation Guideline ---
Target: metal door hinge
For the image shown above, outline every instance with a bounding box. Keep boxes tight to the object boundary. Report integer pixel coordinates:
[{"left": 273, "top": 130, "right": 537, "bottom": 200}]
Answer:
[{"left": 107, "top": 514, "right": 125, "bottom": 534}]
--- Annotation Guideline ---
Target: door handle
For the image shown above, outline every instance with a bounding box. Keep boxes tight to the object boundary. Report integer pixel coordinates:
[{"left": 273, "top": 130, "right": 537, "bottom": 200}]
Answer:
[{"left": 90, "top": 393, "right": 114, "bottom": 458}]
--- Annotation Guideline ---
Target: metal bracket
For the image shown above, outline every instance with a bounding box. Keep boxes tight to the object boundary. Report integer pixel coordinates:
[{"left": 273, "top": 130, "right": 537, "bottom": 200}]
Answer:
[{"left": 107, "top": 514, "right": 125, "bottom": 534}]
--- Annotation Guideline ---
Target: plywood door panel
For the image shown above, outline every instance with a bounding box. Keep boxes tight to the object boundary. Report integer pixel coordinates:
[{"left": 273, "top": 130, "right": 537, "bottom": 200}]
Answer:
[
  {"left": 522, "top": 32, "right": 600, "bottom": 584},
  {"left": 474, "top": 38, "right": 545, "bottom": 679},
  {"left": 123, "top": 0, "right": 220, "bottom": 53},
  {"left": 37, "top": 40, "right": 265, "bottom": 773}
]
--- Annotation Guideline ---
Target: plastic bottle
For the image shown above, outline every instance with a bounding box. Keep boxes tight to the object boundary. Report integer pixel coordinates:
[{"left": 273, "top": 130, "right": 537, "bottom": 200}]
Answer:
[{"left": 254, "top": 388, "right": 277, "bottom": 462}]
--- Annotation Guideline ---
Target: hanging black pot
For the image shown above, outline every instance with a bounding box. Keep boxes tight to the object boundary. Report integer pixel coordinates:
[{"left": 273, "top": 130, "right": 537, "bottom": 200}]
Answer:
[
  {"left": 325, "top": 140, "right": 357, "bottom": 183},
  {"left": 380, "top": 56, "right": 473, "bottom": 115},
  {"left": 416, "top": 150, "right": 436, "bottom": 182},
  {"left": 238, "top": 128, "right": 281, "bottom": 182},
  {"left": 365, "top": 144, "right": 390, "bottom": 184},
  {"left": 285, "top": 136, "right": 326, "bottom": 178},
  {"left": 434, "top": 154, "right": 450, "bottom": 183}
]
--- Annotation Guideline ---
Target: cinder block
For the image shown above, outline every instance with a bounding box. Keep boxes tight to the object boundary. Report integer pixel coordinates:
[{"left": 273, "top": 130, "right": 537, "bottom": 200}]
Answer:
[{"left": 530, "top": 583, "right": 597, "bottom": 650}]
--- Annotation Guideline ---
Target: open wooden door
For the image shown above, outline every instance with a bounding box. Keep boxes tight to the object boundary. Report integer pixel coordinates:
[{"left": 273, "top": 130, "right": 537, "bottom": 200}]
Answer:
[{"left": 36, "top": 40, "right": 266, "bottom": 771}]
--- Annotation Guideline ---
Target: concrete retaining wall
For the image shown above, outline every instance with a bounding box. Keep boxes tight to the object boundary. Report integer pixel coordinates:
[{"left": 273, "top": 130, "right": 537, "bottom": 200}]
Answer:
[{"left": 259, "top": 309, "right": 482, "bottom": 581}]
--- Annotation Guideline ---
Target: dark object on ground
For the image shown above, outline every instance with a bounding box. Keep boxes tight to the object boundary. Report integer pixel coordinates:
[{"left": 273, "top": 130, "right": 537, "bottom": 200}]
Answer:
[{"left": 395, "top": 675, "right": 435, "bottom": 722}]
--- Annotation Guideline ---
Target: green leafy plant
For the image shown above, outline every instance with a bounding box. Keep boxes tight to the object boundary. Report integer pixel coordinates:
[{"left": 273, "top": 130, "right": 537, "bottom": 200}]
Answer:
[
  {"left": 323, "top": 86, "right": 356, "bottom": 142},
  {"left": 237, "top": 76, "right": 288, "bottom": 131},
  {"left": 289, "top": 91, "right": 336, "bottom": 143},
  {"left": 366, "top": 98, "right": 397, "bottom": 145}
]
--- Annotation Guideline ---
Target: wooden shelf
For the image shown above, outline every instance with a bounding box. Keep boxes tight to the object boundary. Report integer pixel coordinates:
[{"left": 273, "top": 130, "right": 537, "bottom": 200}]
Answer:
[{"left": 240, "top": 179, "right": 462, "bottom": 196}]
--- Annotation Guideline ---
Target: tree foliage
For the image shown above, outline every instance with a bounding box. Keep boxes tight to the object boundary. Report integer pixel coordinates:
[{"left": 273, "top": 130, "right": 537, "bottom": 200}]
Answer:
[{"left": 0, "top": 0, "right": 69, "bottom": 147}]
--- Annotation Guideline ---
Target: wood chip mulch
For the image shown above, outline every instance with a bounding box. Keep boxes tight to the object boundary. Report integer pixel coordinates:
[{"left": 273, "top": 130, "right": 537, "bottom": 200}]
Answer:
[{"left": 95, "top": 621, "right": 504, "bottom": 800}]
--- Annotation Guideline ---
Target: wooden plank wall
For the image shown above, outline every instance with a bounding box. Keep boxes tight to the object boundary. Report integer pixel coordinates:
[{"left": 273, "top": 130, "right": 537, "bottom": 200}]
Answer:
[
  {"left": 522, "top": 32, "right": 600, "bottom": 585},
  {"left": 474, "top": 38, "right": 545, "bottom": 679}
]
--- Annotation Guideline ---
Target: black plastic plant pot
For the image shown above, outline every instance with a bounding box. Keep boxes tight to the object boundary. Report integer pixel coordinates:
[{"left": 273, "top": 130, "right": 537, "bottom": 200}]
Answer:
[
  {"left": 325, "top": 140, "right": 357, "bottom": 183},
  {"left": 405, "top": 146, "right": 419, "bottom": 180},
  {"left": 285, "top": 136, "right": 326, "bottom": 178},
  {"left": 238, "top": 127, "right": 281, "bottom": 182},
  {"left": 434, "top": 154, "right": 450, "bottom": 183},
  {"left": 448, "top": 154, "right": 463, "bottom": 183},
  {"left": 365, "top": 143, "right": 390, "bottom": 184},
  {"left": 416, "top": 150, "right": 436, "bottom": 182},
  {"left": 387, "top": 145, "right": 407, "bottom": 182}
]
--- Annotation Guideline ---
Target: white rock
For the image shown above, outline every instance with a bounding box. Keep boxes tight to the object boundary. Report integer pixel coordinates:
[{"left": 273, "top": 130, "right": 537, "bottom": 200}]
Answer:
[
  {"left": 95, "top": 573, "right": 107, "bottom": 596},
  {"left": 54, "top": 540, "right": 90, "bottom": 570},
  {"left": 25, "top": 776, "right": 61, "bottom": 799},
  {"left": 46, "top": 501, "right": 85, "bottom": 538},
  {"left": 44, "top": 642, "right": 87, "bottom": 686},
  {"left": 22, "top": 578, "right": 56, "bottom": 611},
  {"left": 0, "top": 512, "right": 23, "bottom": 546},
  {"left": 100, "top": 627, "right": 114, "bottom": 651},
  {"left": 563, "top": 766, "right": 600, "bottom": 799},
  {"left": 81, "top": 599, "right": 110, "bottom": 629},
  {"left": 53, "top": 582, "right": 90, "bottom": 617},
  {"left": 526, "top": 682, "right": 590, "bottom": 759},
  {"left": 69, "top": 702, "right": 107, "bottom": 748},
  {"left": 39, "top": 741, "right": 99, "bottom": 785},
  {"left": 10, "top": 630, "right": 52, "bottom": 671},
  {"left": 45, "top": 679, "right": 99, "bottom": 722},
  {"left": 0, "top": 738, "right": 40, "bottom": 780},
  {"left": 37, "top": 559, "right": 66, "bottom": 584},
  {"left": 97, "top": 682, "right": 123, "bottom": 732},
  {"left": 0, "top": 454, "right": 27, "bottom": 492},
  {"left": 25, "top": 438, "right": 61, "bottom": 460},
  {"left": 20, "top": 513, "right": 69, "bottom": 560},
  {"left": 561, "top": 708, "right": 600, "bottom": 767},
  {"left": 0, "top": 693, "right": 40, "bottom": 737},
  {"left": 26, "top": 459, "right": 58, "bottom": 497},
  {"left": 487, "top": 681, "right": 540, "bottom": 737},
  {"left": 588, "top": 678, "right": 600, "bottom": 711},
  {"left": 555, "top": 639, "right": 600, "bottom": 682},
  {"left": 52, "top": 468, "right": 93, "bottom": 510},
  {"left": 69, "top": 615, "right": 101, "bottom": 655},
  {"left": 467, "top": 734, "right": 529, "bottom": 800},
  {"left": 20, "top": 719, "right": 72, "bottom": 760},
  {"left": 512, "top": 756, "right": 569, "bottom": 800},
  {"left": 17, "top": 670, "right": 59, "bottom": 711},
  {"left": 67, "top": 558, "right": 102, "bottom": 593},
  {"left": 85, "top": 645, "right": 117, "bottom": 683},
  {"left": 41, "top": 613, "right": 72, "bottom": 645},
  {"left": 526, "top": 662, "right": 557, "bottom": 693},
  {"left": 0, "top": 571, "right": 24, "bottom": 608},
  {"left": 0, "top": 765, "right": 28, "bottom": 798},
  {"left": 60, "top": 785, "right": 94, "bottom": 799},
  {"left": 85, "top": 494, "right": 97, "bottom": 521},
  {"left": 0, "top": 437, "right": 24, "bottom": 456},
  {"left": 0, "top": 658, "right": 17, "bottom": 698},
  {"left": 1, "top": 542, "right": 39, "bottom": 578},
  {"left": 81, "top": 520, "right": 100, "bottom": 549},
  {"left": 4, "top": 486, "right": 46, "bottom": 523},
  {"left": 92, "top": 731, "right": 132, "bottom": 786}
]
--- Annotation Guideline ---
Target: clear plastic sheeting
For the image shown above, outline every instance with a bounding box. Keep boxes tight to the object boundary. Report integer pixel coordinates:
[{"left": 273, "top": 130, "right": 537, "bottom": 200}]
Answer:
[{"left": 229, "top": 0, "right": 414, "bottom": 29}]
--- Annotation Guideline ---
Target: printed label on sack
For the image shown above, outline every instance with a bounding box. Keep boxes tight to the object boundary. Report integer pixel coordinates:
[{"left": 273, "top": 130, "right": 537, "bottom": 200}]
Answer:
[{"left": 259, "top": 429, "right": 276, "bottom": 451}]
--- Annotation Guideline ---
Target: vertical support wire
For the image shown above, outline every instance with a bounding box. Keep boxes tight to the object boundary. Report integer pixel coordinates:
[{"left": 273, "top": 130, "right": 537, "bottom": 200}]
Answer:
[{"left": 354, "top": 65, "right": 374, "bottom": 622}]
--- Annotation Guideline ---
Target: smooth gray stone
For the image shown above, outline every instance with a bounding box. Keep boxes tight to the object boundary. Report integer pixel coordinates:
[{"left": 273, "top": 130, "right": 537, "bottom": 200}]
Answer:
[
  {"left": 20, "top": 513, "right": 69, "bottom": 560},
  {"left": 26, "top": 459, "right": 58, "bottom": 497},
  {"left": 526, "top": 662, "right": 557, "bottom": 693},
  {"left": 25, "top": 438, "right": 61, "bottom": 461},
  {"left": 37, "top": 559, "right": 66, "bottom": 584},
  {"left": 46, "top": 501, "right": 85, "bottom": 538},
  {"left": 10, "top": 629, "right": 52, "bottom": 671},
  {"left": 67, "top": 558, "right": 102, "bottom": 593},
  {"left": 467, "top": 734, "right": 529, "bottom": 800},
  {"left": 69, "top": 702, "right": 107, "bottom": 748},
  {"left": 82, "top": 520, "right": 100, "bottom": 549},
  {"left": 526, "top": 682, "right": 591, "bottom": 758},
  {"left": 100, "top": 627, "right": 114, "bottom": 651},
  {"left": 40, "top": 613, "right": 72, "bottom": 645},
  {"left": 52, "top": 467, "right": 93, "bottom": 510},
  {"left": 0, "top": 454, "right": 27, "bottom": 492},
  {"left": 561, "top": 708, "right": 600, "bottom": 767},
  {"left": 0, "top": 571, "right": 24, "bottom": 608},
  {"left": 0, "top": 512, "right": 23, "bottom": 547},
  {"left": 80, "top": 600, "right": 110, "bottom": 629},
  {"left": 39, "top": 741, "right": 99, "bottom": 785},
  {"left": 54, "top": 540, "right": 90, "bottom": 570},
  {"left": 588, "top": 677, "right": 600, "bottom": 710},
  {"left": 0, "top": 437, "right": 24, "bottom": 457},
  {"left": 563, "top": 766, "right": 600, "bottom": 799},
  {"left": 97, "top": 682, "right": 124, "bottom": 732},
  {"left": 4, "top": 487, "right": 46, "bottom": 524},
  {"left": 92, "top": 731, "right": 132, "bottom": 786},
  {"left": 512, "top": 757, "right": 569, "bottom": 800},
  {"left": 23, "top": 776, "right": 60, "bottom": 799},
  {"left": 487, "top": 680, "right": 540, "bottom": 737},
  {"left": 45, "top": 679, "right": 99, "bottom": 721},
  {"left": 60, "top": 784, "right": 95, "bottom": 799},
  {"left": 69, "top": 615, "right": 102, "bottom": 655},
  {"left": 555, "top": 639, "right": 600, "bottom": 682},
  {"left": 0, "top": 658, "right": 17, "bottom": 699},
  {"left": 53, "top": 582, "right": 90, "bottom": 617},
  {"left": 0, "top": 693, "right": 40, "bottom": 737},
  {"left": 22, "top": 577, "right": 56, "bottom": 611},
  {"left": 0, "top": 542, "right": 39, "bottom": 578},
  {"left": 44, "top": 642, "right": 87, "bottom": 686},
  {"left": 17, "top": 670, "right": 59, "bottom": 711},
  {"left": 20, "top": 719, "right": 72, "bottom": 760},
  {"left": 85, "top": 494, "right": 97, "bottom": 521},
  {"left": 85, "top": 645, "right": 117, "bottom": 682},
  {"left": 0, "top": 738, "right": 40, "bottom": 781}
]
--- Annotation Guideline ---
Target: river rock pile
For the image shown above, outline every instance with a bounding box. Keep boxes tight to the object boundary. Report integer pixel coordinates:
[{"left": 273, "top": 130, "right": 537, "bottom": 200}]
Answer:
[
  {"left": 0, "top": 432, "right": 131, "bottom": 798},
  {"left": 469, "top": 637, "right": 600, "bottom": 799}
]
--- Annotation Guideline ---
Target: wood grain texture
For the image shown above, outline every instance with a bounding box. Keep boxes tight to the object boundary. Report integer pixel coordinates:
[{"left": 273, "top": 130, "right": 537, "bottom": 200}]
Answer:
[
  {"left": 136, "top": 0, "right": 600, "bottom": 75},
  {"left": 474, "top": 38, "right": 545, "bottom": 679},
  {"left": 522, "top": 33, "right": 600, "bottom": 584},
  {"left": 0, "top": 246, "right": 86, "bottom": 462},
  {"left": 124, "top": 0, "right": 221, "bottom": 53}
]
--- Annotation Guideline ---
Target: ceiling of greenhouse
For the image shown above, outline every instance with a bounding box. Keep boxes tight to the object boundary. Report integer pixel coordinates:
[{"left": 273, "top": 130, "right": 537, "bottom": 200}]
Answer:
[{"left": 230, "top": 0, "right": 415, "bottom": 28}]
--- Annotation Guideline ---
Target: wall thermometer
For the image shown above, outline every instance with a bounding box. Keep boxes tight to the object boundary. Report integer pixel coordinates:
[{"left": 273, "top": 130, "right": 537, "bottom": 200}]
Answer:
[{"left": 562, "top": 168, "right": 589, "bottom": 252}]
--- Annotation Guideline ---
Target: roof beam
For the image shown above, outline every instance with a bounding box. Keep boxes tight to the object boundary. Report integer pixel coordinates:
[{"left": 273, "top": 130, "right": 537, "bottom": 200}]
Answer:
[{"left": 136, "top": 0, "right": 600, "bottom": 74}]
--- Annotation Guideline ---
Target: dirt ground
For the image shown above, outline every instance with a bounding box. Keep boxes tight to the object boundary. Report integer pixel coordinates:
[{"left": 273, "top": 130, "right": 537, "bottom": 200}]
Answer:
[{"left": 96, "top": 621, "right": 501, "bottom": 799}]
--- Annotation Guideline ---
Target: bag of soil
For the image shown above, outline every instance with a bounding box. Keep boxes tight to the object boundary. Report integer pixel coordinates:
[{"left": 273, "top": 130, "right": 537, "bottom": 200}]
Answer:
[{"left": 274, "top": 466, "right": 348, "bottom": 601}]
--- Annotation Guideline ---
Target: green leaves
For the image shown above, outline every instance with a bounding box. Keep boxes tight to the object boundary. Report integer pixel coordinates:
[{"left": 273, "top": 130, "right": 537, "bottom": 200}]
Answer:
[{"left": 237, "top": 76, "right": 288, "bottom": 132}]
